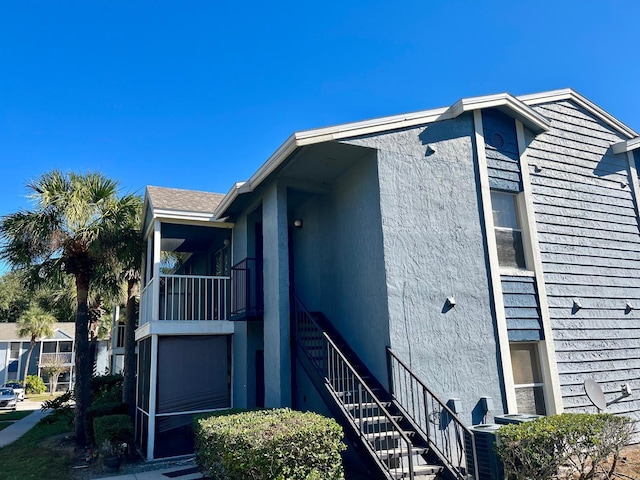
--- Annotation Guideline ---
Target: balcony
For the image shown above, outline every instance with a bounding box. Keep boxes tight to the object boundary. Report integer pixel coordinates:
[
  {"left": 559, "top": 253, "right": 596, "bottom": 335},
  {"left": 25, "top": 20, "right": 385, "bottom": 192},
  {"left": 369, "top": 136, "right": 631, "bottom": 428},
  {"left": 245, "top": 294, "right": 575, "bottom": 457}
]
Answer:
[
  {"left": 140, "top": 274, "right": 230, "bottom": 325},
  {"left": 39, "top": 352, "right": 74, "bottom": 365},
  {"left": 230, "top": 258, "right": 264, "bottom": 320}
]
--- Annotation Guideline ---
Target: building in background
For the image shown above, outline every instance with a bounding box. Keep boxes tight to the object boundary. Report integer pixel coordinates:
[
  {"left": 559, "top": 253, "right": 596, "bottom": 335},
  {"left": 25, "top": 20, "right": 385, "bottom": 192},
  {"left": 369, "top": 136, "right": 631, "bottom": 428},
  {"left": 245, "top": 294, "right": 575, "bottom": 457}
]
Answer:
[{"left": 0, "top": 322, "right": 76, "bottom": 391}]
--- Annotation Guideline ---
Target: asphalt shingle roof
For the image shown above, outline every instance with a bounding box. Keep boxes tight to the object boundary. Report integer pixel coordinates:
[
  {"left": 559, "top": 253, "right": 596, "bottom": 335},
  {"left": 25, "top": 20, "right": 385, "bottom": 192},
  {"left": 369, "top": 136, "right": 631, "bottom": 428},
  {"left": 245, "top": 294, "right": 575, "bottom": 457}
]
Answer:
[
  {"left": 146, "top": 186, "right": 225, "bottom": 215},
  {"left": 0, "top": 322, "right": 75, "bottom": 341}
]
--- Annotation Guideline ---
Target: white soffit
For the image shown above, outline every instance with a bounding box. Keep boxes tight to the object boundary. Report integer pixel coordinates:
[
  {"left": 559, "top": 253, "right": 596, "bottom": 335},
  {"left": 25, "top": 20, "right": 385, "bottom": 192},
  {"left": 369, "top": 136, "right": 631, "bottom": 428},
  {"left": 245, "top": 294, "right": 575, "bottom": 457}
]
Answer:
[{"left": 612, "top": 137, "right": 640, "bottom": 154}]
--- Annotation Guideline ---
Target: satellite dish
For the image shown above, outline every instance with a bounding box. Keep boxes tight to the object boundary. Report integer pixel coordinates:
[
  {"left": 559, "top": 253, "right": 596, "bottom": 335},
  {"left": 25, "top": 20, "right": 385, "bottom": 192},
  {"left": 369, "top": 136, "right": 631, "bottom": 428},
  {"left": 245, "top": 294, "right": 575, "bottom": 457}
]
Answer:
[{"left": 584, "top": 379, "right": 606, "bottom": 411}]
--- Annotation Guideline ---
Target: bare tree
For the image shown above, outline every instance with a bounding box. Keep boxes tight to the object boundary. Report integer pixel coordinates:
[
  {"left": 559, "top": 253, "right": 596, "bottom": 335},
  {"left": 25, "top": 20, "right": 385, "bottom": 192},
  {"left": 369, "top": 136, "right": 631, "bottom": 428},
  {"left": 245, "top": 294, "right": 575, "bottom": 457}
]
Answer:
[{"left": 40, "top": 354, "right": 69, "bottom": 395}]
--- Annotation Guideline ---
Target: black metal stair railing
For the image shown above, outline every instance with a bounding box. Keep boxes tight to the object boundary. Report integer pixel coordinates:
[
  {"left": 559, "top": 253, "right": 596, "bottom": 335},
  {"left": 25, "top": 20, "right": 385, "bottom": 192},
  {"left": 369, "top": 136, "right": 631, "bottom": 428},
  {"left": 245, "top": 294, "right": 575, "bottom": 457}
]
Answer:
[
  {"left": 230, "top": 257, "right": 263, "bottom": 319},
  {"left": 387, "top": 348, "right": 479, "bottom": 480},
  {"left": 293, "top": 297, "right": 417, "bottom": 480}
]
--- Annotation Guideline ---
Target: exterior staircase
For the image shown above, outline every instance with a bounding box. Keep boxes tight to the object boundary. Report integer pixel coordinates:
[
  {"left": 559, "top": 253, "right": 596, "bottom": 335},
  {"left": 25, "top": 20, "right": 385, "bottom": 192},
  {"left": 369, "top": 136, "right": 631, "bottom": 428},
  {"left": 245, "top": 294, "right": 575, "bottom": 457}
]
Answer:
[{"left": 292, "top": 297, "right": 477, "bottom": 480}]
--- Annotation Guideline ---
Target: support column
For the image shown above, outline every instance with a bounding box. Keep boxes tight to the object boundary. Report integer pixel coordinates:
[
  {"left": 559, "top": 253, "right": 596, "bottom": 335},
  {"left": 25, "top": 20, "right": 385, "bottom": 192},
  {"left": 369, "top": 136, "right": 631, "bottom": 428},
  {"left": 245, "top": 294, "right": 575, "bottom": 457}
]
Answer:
[
  {"left": 146, "top": 334, "right": 159, "bottom": 461},
  {"left": 151, "top": 221, "right": 161, "bottom": 321},
  {"left": 262, "top": 183, "right": 291, "bottom": 407},
  {"left": 232, "top": 215, "right": 249, "bottom": 409}
]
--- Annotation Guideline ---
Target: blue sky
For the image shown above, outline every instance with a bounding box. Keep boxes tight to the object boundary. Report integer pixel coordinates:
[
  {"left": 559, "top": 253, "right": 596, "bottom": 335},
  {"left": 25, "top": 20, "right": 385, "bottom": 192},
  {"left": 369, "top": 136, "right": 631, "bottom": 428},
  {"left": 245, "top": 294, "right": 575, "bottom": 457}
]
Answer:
[{"left": 1, "top": 0, "right": 639, "bottom": 219}]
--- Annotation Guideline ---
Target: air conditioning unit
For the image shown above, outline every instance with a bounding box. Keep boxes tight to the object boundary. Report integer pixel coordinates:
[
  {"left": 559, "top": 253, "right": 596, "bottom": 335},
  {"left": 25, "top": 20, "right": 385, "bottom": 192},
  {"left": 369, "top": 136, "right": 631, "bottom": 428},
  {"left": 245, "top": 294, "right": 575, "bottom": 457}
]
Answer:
[
  {"left": 467, "top": 424, "right": 504, "bottom": 480},
  {"left": 494, "top": 413, "right": 543, "bottom": 425}
]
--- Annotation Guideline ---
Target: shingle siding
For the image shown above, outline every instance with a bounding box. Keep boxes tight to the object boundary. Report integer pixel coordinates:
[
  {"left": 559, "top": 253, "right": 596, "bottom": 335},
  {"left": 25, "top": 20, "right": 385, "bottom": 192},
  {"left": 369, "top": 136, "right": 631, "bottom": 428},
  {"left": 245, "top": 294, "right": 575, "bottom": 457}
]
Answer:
[
  {"left": 501, "top": 275, "right": 543, "bottom": 341},
  {"left": 527, "top": 100, "right": 640, "bottom": 420},
  {"left": 483, "top": 108, "right": 522, "bottom": 192}
]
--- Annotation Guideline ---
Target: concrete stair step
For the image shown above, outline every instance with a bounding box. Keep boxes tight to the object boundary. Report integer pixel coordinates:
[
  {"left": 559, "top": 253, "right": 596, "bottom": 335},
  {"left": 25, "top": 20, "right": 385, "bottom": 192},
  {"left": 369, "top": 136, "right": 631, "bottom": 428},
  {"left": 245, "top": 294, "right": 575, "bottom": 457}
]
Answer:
[
  {"left": 389, "top": 463, "right": 444, "bottom": 479},
  {"left": 377, "top": 445, "right": 428, "bottom": 460},
  {"left": 364, "top": 430, "right": 414, "bottom": 442}
]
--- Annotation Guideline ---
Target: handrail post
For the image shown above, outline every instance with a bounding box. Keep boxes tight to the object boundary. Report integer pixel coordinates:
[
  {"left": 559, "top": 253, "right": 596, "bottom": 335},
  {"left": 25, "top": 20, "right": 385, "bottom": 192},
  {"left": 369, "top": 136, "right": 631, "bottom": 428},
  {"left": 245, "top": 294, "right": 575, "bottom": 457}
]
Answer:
[
  {"left": 386, "top": 347, "right": 394, "bottom": 398},
  {"left": 388, "top": 346, "right": 476, "bottom": 480},
  {"left": 293, "top": 295, "right": 417, "bottom": 480}
]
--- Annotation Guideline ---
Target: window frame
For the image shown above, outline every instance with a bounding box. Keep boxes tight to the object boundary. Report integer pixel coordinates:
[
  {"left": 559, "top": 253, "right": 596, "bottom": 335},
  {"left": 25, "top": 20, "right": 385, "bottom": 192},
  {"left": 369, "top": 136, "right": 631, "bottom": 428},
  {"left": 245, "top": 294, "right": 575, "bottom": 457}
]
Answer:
[
  {"left": 490, "top": 190, "right": 533, "bottom": 274},
  {"left": 509, "top": 342, "right": 547, "bottom": 415}
]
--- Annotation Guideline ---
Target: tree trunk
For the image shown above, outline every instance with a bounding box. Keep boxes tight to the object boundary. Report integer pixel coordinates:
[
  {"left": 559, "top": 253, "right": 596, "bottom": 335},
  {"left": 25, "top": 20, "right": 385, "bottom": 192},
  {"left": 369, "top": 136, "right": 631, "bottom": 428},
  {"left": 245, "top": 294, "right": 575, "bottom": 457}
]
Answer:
[
  {"left": 74, "top": 272, "right": 92, "bottom": 447},
  {"left": 50, "top": 372, "right": 60, "bottom": 395},
  {"left": 122, "top": 278, "right": 138, "bottom": 419},
  {"left": 22, "top": 337, "right": 36, "bottom": 390}
]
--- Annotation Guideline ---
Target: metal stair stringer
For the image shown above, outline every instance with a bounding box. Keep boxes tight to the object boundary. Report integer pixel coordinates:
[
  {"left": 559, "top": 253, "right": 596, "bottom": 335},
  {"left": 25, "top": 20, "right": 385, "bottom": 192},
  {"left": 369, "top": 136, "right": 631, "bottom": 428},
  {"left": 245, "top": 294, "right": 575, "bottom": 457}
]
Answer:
[{"left": 292, "top": 297, "right": 444, "bottom": 480}]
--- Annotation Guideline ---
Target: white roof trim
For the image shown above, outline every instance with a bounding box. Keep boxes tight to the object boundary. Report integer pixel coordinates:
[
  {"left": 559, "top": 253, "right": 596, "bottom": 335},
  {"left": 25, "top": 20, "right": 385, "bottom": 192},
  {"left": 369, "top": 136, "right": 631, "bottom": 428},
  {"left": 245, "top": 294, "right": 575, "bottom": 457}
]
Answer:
[
  {"left": 151, "top": 208, "right": 218, "bottom": 223},
  {"left": 215, "top": 88, "right": 638, "bottom": 218},
  {"left": 448, "top": 93, "right": 551, "bottom": 134},
  {"left": 214, "top": 181, "right": 253, "bottom": 220},
  {"left": 520, "top": 88, "right": 638, "bottom": 139},
  {"left": 51, "top": 328, "right": 73, "bottom": 340},
  {"left": 214, "top": 93, "right": 552, "bottom": 217},
  {"left": 612, "top": 137, "right": 640, "bottom": 154}
]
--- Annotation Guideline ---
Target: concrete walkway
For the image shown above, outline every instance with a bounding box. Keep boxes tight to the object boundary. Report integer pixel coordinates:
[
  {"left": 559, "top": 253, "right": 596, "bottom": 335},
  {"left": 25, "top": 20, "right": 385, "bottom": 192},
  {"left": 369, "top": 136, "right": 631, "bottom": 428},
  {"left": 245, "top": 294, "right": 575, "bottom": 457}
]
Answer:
[
  {"left": 0, "top": 406, "right": 51, "bottom": 448},
  {"left": 92, "top": 459, "right": 205, "bottom": 480}
]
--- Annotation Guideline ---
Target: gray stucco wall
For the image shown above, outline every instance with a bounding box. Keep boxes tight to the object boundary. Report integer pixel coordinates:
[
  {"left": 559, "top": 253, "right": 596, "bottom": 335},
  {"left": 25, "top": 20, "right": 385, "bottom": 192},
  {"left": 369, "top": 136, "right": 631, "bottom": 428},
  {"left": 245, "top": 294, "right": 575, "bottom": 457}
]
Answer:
[
  {"left": 342, "top": 114, "right": 506, "bottom": 423},
  {"left": 230, "top": 208, "right": 265, "bottom": 409},
  {"left": 290, "top": 151, "right": 391, "bottom": 388},
  {"left": 527, "top": 99, "right": 640, "bottom": 423},
  {"left": 231, "top": 214, "right": 249, "bottom": 407},
  {"left": 261, "top": 183, "right": 291, "bottom": 407}
]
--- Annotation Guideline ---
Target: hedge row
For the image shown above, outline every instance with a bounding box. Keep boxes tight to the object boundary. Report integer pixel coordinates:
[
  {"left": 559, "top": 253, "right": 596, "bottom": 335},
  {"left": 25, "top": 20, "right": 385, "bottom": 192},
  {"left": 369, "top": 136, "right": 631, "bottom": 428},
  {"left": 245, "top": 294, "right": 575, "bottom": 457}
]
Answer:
[
  {"left": 496, "top": 413, "right": 634, "bottom": 480},
  {"left": 93, "top": 414, "right": 134, "bottom": 453},
  {"left": 195, "top": 408, "right": 346, "bottom": 480}
]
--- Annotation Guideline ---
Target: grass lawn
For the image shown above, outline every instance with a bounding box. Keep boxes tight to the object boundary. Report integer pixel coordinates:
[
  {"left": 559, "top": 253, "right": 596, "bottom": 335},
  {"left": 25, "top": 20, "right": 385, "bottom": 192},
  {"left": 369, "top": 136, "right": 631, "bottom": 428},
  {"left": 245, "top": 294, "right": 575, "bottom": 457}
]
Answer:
[
  {"left": 0, "top": 410, "right": 33, "bottom": 421},
  {"left": 26, "top": 393, "right": 63, "bottom": 403},
  {"left": 0, "top": 410, "right": 34, "bottom": 431},
  {"left": 0, "top": 416, "right": 73, "bottom": 480}
]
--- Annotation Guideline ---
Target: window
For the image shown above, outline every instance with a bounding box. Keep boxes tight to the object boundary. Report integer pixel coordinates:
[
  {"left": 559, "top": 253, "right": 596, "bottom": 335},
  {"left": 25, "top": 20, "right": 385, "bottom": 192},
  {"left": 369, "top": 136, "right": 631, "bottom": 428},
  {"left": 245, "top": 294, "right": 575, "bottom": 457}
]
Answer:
[
  {"left": 9, "top": 343, "right": 20, "bottom": 360},
  {"left": 510, "top": 343, "right": 546, "bottom": 415},
  {"left": 491, "top": 191, "right": 526, "bottom": 269}
]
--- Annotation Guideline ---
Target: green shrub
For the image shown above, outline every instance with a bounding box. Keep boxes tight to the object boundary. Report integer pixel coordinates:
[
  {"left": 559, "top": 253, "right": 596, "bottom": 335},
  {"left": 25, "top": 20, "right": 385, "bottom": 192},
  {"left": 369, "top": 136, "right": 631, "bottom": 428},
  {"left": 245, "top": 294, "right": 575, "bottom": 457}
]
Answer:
[
  {"left": 195, "top": 408, "right": 346, "bottom": 480},
  {"left": 496, "top": 413, "right": 634, "bottom": 480},
  {"left": 91, "top": 374, "right": 123, "bottom": 405},
  {"left": 40, "top": 390, "right": 74, "bottom": 425},
  {"left": 25, "top": 375, "right": 47, "bottom": 394},
  {"left": 93, "top": 414, "right": 134, "bottom": 456},
  {"left": 85, "top": 402, "right": 129, "bottom": 445}
]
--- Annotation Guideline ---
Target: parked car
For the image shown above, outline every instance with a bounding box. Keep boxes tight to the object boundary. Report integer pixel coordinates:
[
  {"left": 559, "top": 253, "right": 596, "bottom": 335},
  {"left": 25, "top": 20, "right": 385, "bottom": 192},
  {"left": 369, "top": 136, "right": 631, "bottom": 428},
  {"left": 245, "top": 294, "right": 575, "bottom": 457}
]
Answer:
[
  {"left": 0, "top": 388, "right": 16, "bottom": 411},
  {"left": 3, "top": 382, "right": 25, "bottom": 401}
]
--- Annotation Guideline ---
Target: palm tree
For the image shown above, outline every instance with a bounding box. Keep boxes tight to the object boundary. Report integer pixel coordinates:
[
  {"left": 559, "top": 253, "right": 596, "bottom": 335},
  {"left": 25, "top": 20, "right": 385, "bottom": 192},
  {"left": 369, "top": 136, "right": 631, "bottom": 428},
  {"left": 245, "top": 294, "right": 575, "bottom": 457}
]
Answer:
[
  {"left": 0, "top": 170, "right": 139, "bottom": 446},
  {"left": 115, "top": 199, "right": 143, "bottom": 418},
  {"left": 17, "top": 305, "right": 55, "bottom": 390}
]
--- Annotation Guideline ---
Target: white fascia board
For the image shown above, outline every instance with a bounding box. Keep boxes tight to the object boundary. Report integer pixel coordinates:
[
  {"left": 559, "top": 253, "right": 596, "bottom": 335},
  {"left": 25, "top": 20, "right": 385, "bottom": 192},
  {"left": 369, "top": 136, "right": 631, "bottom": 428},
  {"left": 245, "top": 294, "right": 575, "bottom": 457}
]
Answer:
[
  {"left": 152, "top": 208, "right": 218, "bottom": 223},
  {"left": 214, "top": 107, "right": 453, "bottom": 217},
  {"left": 612, "top": 137, "right": 640, "bottom": 154},
  {"left": 449, "top": 93, "right": 551, "bottom": 134},
  {"left": 294, "top": 107, "right": 452, "bottom": 144},
  {"left": 154, "top": 216, "right": 234, "bottom": 230},
  {"left": 53, "top": 329, "right": 73, "bottom": 340},
  {"left": 213, "top": 181, "right": 252, "bottom": 218},
  {"left": 519, "top": 88, "right": 638, "bottom": 139},
  {"left": 141, "top": 188, "right": 153, "bottom": 233},
  {"left": 246, "top": 134, "right": 299, "bottom": 191}
]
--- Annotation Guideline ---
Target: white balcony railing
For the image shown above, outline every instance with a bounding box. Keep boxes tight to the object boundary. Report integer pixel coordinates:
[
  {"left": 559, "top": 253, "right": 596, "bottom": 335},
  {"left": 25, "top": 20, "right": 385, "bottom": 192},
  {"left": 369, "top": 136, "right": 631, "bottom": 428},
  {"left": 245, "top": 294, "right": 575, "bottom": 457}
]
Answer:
[
  {"left": 39, "top": 352, "right": 74, "bottom": 365},
  {"left": 140, "top": 274, "right": 230, "bottom": 324}
]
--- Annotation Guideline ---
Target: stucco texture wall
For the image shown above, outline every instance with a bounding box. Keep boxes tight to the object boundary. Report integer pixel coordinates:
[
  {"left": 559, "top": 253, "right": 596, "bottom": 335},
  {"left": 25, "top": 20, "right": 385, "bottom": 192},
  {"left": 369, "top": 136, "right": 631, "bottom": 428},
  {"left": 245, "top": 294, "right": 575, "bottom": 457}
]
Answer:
[
  {"left": 341, "top": 114, "right": 506, "bottom": 423},
  {"left": 290, "top": 151, "right": 391, "bottom": 387}
]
